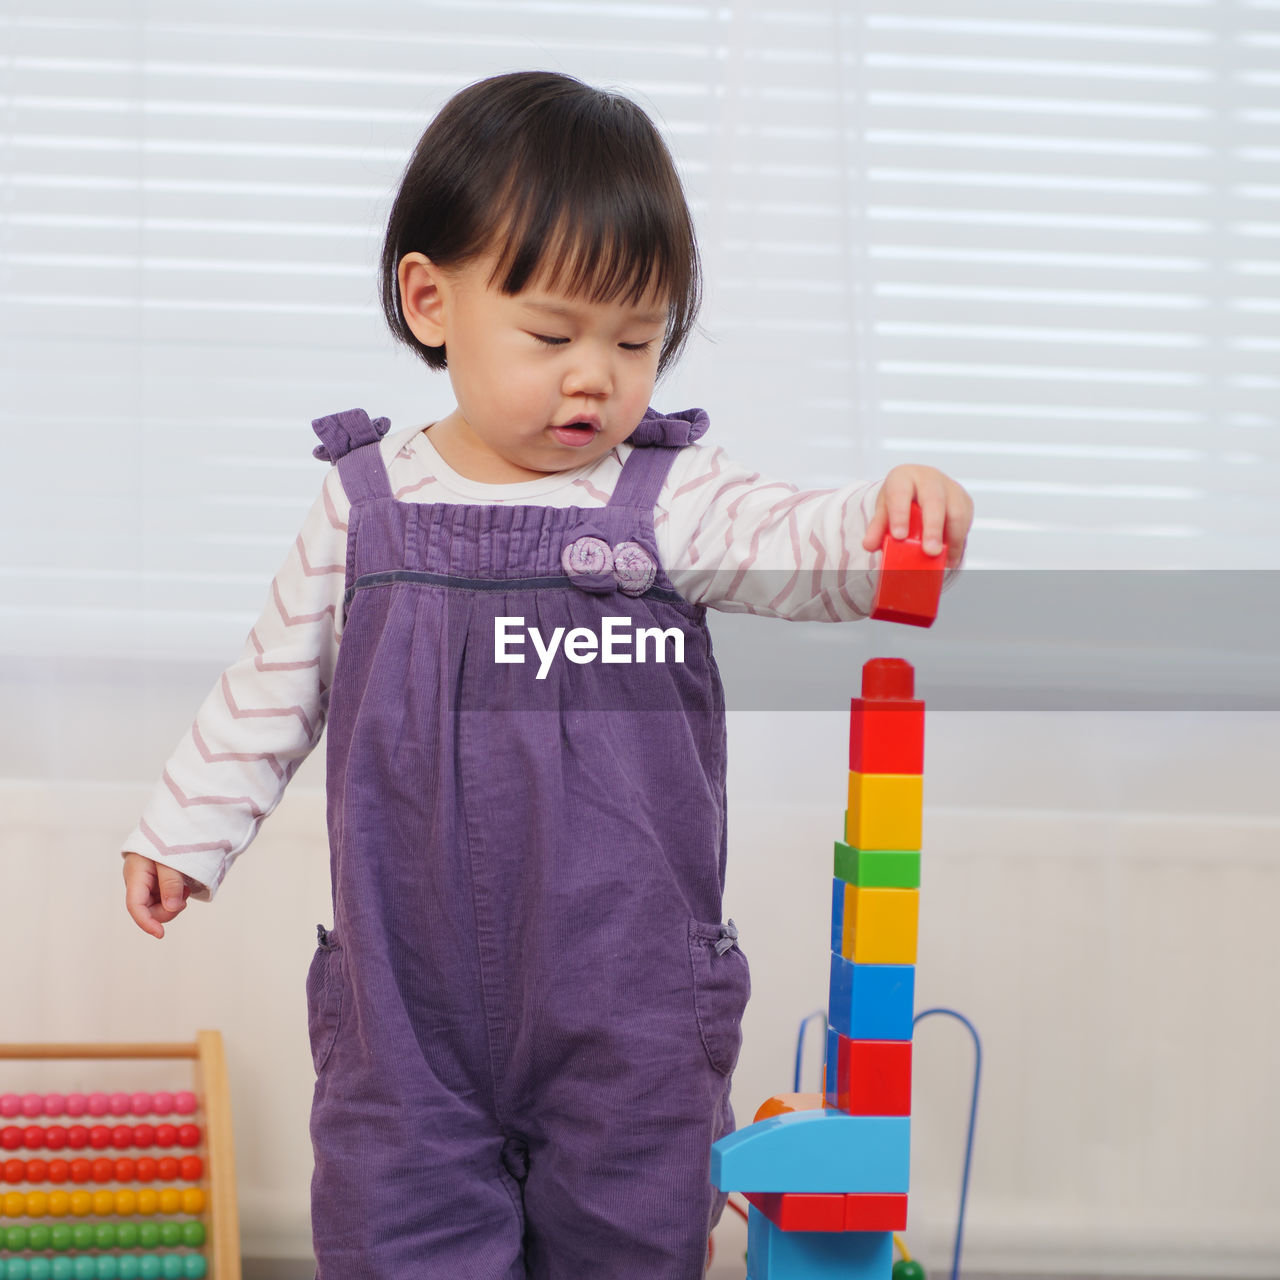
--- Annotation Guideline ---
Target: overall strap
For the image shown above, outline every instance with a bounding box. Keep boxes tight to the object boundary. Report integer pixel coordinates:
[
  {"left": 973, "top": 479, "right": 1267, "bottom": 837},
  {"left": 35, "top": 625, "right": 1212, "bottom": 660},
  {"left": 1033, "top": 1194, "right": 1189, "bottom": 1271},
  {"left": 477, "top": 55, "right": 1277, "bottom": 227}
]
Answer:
[
  {"left": 608, "top": 405, "right": 710, "bottom": 513},
  {"left": 311, "top": 409, "right": 393, "bottom": 503},
  {"left": 607, "top": 443, "right": 683, "bottom": 514}
]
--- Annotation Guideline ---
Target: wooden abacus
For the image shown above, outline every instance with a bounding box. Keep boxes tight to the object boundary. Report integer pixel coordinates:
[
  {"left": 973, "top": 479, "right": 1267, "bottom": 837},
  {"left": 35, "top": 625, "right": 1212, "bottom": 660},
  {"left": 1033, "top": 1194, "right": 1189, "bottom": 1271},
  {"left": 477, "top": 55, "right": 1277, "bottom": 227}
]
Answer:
[{"left": 0, "top": 1032, "right": 240, "bottom": 1280}]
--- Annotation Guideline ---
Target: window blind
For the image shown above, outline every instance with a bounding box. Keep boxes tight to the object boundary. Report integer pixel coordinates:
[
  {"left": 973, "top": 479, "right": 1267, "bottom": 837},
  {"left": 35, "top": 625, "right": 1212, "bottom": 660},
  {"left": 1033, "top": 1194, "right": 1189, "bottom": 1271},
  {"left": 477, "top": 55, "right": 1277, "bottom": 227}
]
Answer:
[{"left": 1, "top": 0, "right": 1276, "bottom": 669}]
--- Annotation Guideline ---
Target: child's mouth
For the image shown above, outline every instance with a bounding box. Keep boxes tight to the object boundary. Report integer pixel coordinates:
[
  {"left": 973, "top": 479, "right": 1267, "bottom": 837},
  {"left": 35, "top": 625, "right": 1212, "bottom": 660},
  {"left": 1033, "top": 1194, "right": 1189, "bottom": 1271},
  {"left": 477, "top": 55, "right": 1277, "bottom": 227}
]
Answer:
[{"left": 551, "top": 419, "right": 599, "bottom": 447}]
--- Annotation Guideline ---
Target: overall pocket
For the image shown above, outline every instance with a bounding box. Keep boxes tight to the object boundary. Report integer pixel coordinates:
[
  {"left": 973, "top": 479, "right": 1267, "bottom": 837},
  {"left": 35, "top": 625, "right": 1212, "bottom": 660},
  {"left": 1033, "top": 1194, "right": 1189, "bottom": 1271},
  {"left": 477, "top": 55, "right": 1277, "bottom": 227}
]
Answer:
[
  {"left": 305, "top": 924, "right": 345, "bottom": 1076},
  {"left": 688, "top": 919, "right": 751, "bottom": 1076}
]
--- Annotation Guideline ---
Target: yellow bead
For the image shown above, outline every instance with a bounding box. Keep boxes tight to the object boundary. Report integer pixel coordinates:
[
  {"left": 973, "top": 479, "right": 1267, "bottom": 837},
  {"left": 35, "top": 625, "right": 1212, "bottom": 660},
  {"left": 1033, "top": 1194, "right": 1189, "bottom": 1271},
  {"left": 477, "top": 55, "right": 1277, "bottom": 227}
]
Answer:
[
  {"left": 114, "top": 1188, "right": 137, "bottom": 1216},
  {"left": 47, "top": 1190, "right": 70, "bottom": 1217},
  {"left": 69, "top": 1190, "right": 92, "bottom": 1217},
  {"left": 93, "top": 1189, "right": 115, "bottom": 1216},
  {"left": 135, "top": 1188, "right": 158, "bottom": 1216},
  {"left": 2, "top": 1191, "right": 24, "bottom": 1218},
  {"left": 25, "top": 1191, "right": 49, "bottom": 1217},
  {"left": 181, "top": 1187, "right": 205, "bottom": 1215},
  {"left": 158, "top": 1188, "right": 181, "bottom": 1215}
]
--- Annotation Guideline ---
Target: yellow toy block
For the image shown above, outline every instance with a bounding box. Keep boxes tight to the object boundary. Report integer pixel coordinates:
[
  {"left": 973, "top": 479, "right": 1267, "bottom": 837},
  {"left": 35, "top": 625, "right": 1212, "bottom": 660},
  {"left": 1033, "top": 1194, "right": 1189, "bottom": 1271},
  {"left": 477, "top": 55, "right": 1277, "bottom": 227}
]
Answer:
[
  {"left": 840, "top": 885, "right": 920, "bottom": 965},
  {"left": 846, "top": 771, "right": 922, "bottom": 851}
]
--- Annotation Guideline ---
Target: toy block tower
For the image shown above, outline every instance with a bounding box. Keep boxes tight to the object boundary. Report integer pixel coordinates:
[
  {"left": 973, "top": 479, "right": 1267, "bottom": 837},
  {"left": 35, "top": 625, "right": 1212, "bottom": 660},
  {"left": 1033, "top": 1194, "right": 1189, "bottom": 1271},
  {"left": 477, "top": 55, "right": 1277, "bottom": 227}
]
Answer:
[{"left": 712, "top": 657, "right": 925, "bottom": 1280}]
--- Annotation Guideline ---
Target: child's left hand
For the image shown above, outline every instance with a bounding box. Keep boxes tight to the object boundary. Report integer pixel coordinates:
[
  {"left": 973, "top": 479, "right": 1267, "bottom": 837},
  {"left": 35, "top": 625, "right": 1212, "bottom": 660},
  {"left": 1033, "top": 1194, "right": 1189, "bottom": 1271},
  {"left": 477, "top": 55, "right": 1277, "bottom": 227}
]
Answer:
[{"left": 862, "top": 465, "right": 973, "bottom": 570}]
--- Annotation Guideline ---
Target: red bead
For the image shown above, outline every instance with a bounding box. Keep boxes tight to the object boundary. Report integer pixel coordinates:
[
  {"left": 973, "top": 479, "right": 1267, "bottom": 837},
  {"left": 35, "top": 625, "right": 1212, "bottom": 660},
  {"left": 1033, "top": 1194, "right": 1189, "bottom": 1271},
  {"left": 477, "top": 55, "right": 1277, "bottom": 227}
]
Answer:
[
  {"left": 134, "top": 1157, "right": 157, "bottom": 1182},
  {"left": 66, "top": 1126, "right": 88, "bottom": 1150},
  {"left": 2, "top": 1159, "right": 23, "bottom": 1183},
  {"left": 177, "top": 1124, "right": 200, "bottom": 1148},
  {"left": 44, "top": 1126, "right": 68, "bottom": 1151},
  {"left": 69, "top": 1158, "right": 92, "bottom": 1183},
  {"left": 46, "top": 1159, "right": 69, "bottom": 1183},
  {"left": 23, "top": 1126, "right": 46, "bottom": 1149},
  {"left": 111, "top": 1125, "right": 133, "bottom": 1149},
  {"left": 91, "top": 1158, "right": 114, "bottom": 1182},
  {"left": 154, "top": 1125, "right": 177, "bottom": 1148},
  {"left": 88, "top": 1125, "right": 111, "bottom": 1149},
  {"left": 156, "top": 1156, "right": 179, "bottom": 1180},
  {"left": 179, "top": 1156, "right": 202, "bottom": 1182},
  {"left": 115, "top": 1158, "right": 136, "bottom": 1182},
  {"left": 26, "top": 1159, "right": 47, "bottom": 1183},
  {"left": 133, "top": 1124, "right": 155, "bottom": 1148},
  {"left": 0, "top": 1127, "right": 21, "bottom": 1151}
]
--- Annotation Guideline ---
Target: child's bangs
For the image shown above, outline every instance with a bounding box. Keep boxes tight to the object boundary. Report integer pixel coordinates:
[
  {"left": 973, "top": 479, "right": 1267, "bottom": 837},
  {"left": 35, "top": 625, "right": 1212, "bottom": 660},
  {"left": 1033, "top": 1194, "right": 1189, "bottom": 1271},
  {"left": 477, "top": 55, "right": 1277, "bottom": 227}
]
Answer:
[{"left": 486, "top": 163, "right": 699, "bottom": 373}]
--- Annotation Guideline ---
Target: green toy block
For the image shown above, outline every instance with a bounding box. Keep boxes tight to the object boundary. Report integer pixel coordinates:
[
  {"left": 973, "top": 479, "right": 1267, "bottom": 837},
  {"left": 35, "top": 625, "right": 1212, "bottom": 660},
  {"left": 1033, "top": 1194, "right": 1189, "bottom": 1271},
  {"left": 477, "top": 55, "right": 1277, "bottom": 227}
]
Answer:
[{"left": 834, "top": 841, "right": 920, "bottom": 889}]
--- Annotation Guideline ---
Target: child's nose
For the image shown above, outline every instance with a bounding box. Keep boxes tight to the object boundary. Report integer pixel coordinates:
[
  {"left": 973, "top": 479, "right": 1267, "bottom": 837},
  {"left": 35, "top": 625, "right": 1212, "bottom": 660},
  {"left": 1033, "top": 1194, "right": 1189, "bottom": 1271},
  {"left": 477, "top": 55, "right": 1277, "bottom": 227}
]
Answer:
[{"left": 562, "top": 347, "right": 613, "bottom": 398}]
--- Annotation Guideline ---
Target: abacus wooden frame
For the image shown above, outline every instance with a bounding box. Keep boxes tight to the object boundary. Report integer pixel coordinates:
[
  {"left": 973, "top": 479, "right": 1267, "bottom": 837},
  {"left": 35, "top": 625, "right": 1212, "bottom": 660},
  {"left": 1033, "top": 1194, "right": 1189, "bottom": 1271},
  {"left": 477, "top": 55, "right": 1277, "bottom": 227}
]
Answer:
[{"left": 0, "top": 1031, "right": 241, "bottom": 1280}]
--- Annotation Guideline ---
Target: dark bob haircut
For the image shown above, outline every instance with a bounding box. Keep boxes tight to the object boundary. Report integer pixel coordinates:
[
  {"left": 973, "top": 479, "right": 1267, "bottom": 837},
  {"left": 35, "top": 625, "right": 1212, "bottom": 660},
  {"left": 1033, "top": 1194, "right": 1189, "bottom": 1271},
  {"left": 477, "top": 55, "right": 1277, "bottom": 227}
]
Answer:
[{"left": 379, "top": 71, "right": 701, "bottom": 377}]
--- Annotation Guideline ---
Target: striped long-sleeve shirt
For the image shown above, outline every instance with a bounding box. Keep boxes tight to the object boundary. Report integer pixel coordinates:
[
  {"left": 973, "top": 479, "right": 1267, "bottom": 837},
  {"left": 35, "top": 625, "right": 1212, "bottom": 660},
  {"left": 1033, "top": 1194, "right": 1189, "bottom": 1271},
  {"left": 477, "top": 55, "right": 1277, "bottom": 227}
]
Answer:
[{"left": 121, "top": 422, "right": 883, "bottom": 899}]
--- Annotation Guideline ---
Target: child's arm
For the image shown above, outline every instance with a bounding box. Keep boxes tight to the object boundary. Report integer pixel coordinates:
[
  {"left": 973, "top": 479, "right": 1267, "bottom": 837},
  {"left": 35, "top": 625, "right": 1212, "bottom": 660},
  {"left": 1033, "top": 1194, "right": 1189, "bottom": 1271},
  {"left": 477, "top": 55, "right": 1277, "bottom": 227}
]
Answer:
[
  {"left": 656, "top": 447, "right": 971, "bottom": 618},
  {"left": 119, "top": 467, "right": 351, "bottom": 932}
]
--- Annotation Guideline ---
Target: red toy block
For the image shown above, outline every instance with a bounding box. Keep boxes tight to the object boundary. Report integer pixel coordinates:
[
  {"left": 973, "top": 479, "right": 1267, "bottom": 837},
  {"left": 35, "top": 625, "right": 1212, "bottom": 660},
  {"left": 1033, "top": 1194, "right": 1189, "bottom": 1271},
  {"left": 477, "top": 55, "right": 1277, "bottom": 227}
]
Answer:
[
  {"left": 870, "top": 502, "right": 945, "bottom": 628},
  {"left": 850, "top": 657, "right": 924, "bottom": 773},
  {"left": 835, "top": 1036, "right": 912, "bottom": 1116},
  {"left": 744, "top": 1191, "right": 909, "bottom": 1233},
  {"left": 744, "top": 1191, "right": 846, "bottom": 1232},
  {"left": 844, "top": 1193, "right": 909, "bottom": 1231}
]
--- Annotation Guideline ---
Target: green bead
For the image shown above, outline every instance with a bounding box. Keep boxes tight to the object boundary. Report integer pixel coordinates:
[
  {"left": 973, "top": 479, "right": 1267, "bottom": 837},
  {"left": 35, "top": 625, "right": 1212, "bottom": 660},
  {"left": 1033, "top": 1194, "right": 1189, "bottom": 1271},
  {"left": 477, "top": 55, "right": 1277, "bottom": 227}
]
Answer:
[
  {"left": 115, "top": 1223, "right": 139, "bottom": 1249},
  {"left": 70, "top": 1224, "right": 95, "bottom": 1251},
  {"left": 137, "top": 1257, "right": 160, "bottom": 1280},
  {"left": 73, "top": 1259, "right": 95, "bottom": 1280},
  {"left": 96, "top": 1261, "right": 119, "bottom": 1280},
  {"left": 180, "top": 1223, "right": 204, "bottom": 1248},
  {"left": 182, "top": 1258, "right": 206, "bottom": 1280},
  {"left": 50, "top": 1260, "right": 73, "bottom": 1280},
  {"left": 5, "top": 1225, "right": 29, "bottom": 1250},
  {"left": 160, "top": 1258, "right": 182, "bottom": 1280},
  {"left": 27, "top": 1224, "right": 51, "bottom": 1250},
  {"left": 137, "top": 1222, "right": 160, "bottom": 1250},
  {"left": 48, "top": 1224, "right": 72, "bottom": 1252},
  {"left": 115, "top": 1257, "right": 139, "bottom": 1280},
  {"left": 29, "top": 1262, "right": 52, "bottom": 1280},
  {"left": 94, "top": 1223, "right": 117, "bottom": 1249},
  {"left": 893, "top": 1262, "right": 927, "bottom": 1280},
  {"left": 159, "top": 1223, "right": 181, "bottom": 1248}
]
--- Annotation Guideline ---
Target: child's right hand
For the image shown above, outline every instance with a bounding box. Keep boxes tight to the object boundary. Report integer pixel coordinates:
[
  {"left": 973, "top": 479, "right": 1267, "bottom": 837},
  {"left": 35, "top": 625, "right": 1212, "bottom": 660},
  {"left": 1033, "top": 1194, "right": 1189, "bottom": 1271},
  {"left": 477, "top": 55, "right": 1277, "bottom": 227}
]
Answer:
[{"left": 122, "top": 852, "right": 190, "bottom": 939}]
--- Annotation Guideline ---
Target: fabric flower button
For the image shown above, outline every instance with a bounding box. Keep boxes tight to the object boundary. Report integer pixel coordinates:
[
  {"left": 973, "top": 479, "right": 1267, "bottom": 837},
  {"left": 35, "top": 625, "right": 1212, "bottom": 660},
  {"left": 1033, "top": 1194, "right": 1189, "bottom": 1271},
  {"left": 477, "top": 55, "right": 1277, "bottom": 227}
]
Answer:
[
  {"left": 561, "top": 535, "right": 617, "bottom": 594},
  {"left": 612, "top": 541, "right": 657, "bottom": 597}
]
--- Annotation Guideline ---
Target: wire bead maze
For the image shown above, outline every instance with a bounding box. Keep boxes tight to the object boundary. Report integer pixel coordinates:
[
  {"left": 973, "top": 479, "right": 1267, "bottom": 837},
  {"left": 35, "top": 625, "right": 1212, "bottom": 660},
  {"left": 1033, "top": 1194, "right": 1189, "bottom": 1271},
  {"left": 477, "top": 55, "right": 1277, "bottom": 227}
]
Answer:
[{"left": 0, "top": 1034, "right": 239, "bottom": 1280}]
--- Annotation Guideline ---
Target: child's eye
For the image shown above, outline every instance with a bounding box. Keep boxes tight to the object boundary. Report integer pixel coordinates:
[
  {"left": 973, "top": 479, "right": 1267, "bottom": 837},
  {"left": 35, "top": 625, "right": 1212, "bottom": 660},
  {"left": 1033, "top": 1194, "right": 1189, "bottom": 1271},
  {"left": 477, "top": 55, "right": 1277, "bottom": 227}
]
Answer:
[
  {"left": 620, "top": 340, "right": 655, "bottom": 353},
  {"left": 531, "top": 333, "right": 569, "bottom": 347}
]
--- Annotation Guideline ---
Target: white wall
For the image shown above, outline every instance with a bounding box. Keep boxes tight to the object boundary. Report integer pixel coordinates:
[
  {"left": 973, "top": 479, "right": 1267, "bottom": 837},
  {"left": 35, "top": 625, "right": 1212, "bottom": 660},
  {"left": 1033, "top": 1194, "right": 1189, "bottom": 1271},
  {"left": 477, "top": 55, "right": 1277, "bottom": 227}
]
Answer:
[{"left": 4, "top": 694, "right": 1278, "bottom": 1276}]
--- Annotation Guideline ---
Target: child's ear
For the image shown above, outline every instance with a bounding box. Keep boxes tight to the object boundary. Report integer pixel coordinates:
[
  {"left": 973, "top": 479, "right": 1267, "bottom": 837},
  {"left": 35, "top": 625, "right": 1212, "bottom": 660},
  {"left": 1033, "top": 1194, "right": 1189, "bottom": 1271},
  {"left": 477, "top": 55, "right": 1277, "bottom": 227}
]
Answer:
[{"left": 398, "top": 253, "right": 447, "bottom": 348}]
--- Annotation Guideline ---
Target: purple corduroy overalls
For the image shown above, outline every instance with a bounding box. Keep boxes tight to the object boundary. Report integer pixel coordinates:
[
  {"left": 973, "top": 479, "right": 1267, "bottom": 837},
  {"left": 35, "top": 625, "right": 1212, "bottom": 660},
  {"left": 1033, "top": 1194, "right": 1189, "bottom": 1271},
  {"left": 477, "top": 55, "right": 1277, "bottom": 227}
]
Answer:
[{"left": 305, "top": 407, "right": 751, "bottom": 1278}]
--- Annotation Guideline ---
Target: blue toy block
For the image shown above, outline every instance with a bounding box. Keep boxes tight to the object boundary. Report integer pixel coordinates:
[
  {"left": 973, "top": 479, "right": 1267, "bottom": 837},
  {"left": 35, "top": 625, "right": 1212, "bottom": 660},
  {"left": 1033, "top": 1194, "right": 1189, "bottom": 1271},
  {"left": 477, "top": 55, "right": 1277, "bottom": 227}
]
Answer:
[
  {"left": 828, "top": 953, "right": 915, "bottom": 1042},
  {"left": 824, "top": 1026, "right": 839, "bottom": 1108},
  {"left": 711, "top": 1108, "right": 910, "bottom": 1193},
  {"left": 747, "top": 1206, "right": 893, "bottom": 1279},
  {"left": 830, "top": 878, "right": 845, "bottom": 954}
]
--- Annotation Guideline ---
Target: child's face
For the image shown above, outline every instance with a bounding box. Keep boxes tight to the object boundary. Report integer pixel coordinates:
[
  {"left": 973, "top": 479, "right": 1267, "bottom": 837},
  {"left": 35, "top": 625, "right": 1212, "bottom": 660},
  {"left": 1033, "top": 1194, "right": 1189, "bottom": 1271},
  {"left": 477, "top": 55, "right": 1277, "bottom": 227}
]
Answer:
[{"left": 398, "top": 251, "right": 668, "bottom": 484}]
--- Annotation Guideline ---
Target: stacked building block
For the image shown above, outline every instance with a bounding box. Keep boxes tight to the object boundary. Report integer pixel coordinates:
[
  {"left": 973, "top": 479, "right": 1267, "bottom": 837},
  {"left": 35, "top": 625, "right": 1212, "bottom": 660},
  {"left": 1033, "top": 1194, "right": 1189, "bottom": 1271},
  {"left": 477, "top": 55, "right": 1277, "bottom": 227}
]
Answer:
[{"left": 712, "top": 658, "right": 924, "bottom": 1279}]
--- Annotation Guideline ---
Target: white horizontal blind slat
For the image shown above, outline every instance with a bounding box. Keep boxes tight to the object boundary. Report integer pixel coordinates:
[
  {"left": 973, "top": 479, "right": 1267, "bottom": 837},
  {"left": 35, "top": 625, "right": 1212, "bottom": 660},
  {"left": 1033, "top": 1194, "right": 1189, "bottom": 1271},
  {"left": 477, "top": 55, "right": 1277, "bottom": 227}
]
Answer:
[{"left": 1, "top": 0, "right": 1277, "bottom": 666}]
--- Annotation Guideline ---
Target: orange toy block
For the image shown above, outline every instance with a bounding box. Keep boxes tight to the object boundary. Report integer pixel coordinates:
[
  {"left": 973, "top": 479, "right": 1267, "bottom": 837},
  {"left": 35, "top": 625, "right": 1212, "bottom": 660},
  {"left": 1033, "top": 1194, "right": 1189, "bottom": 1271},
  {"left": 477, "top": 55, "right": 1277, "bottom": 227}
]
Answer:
[
  {"left": 753, "top": 1093, "right": 825, "bottom": 1123},
  {"left": 840, "top": 884, "right": 919, "bottom": 966},
  {"left": 846, "top": 772, "right": 923, "bottom": 851},
  {"left": 744, "top": 1191, "right": 909, "bottom": 1233}
]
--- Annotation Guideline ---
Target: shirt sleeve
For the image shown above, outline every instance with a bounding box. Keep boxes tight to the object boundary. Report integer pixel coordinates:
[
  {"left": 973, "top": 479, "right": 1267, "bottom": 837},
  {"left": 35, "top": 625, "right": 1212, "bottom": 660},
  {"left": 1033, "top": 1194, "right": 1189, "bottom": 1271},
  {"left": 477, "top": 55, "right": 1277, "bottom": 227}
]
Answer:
[
  {"left": 119, "top": 468, "right": 350, "bottom": 901},
  {"left": 654, "top": 444, "right": 884, "bottom": 621}
]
